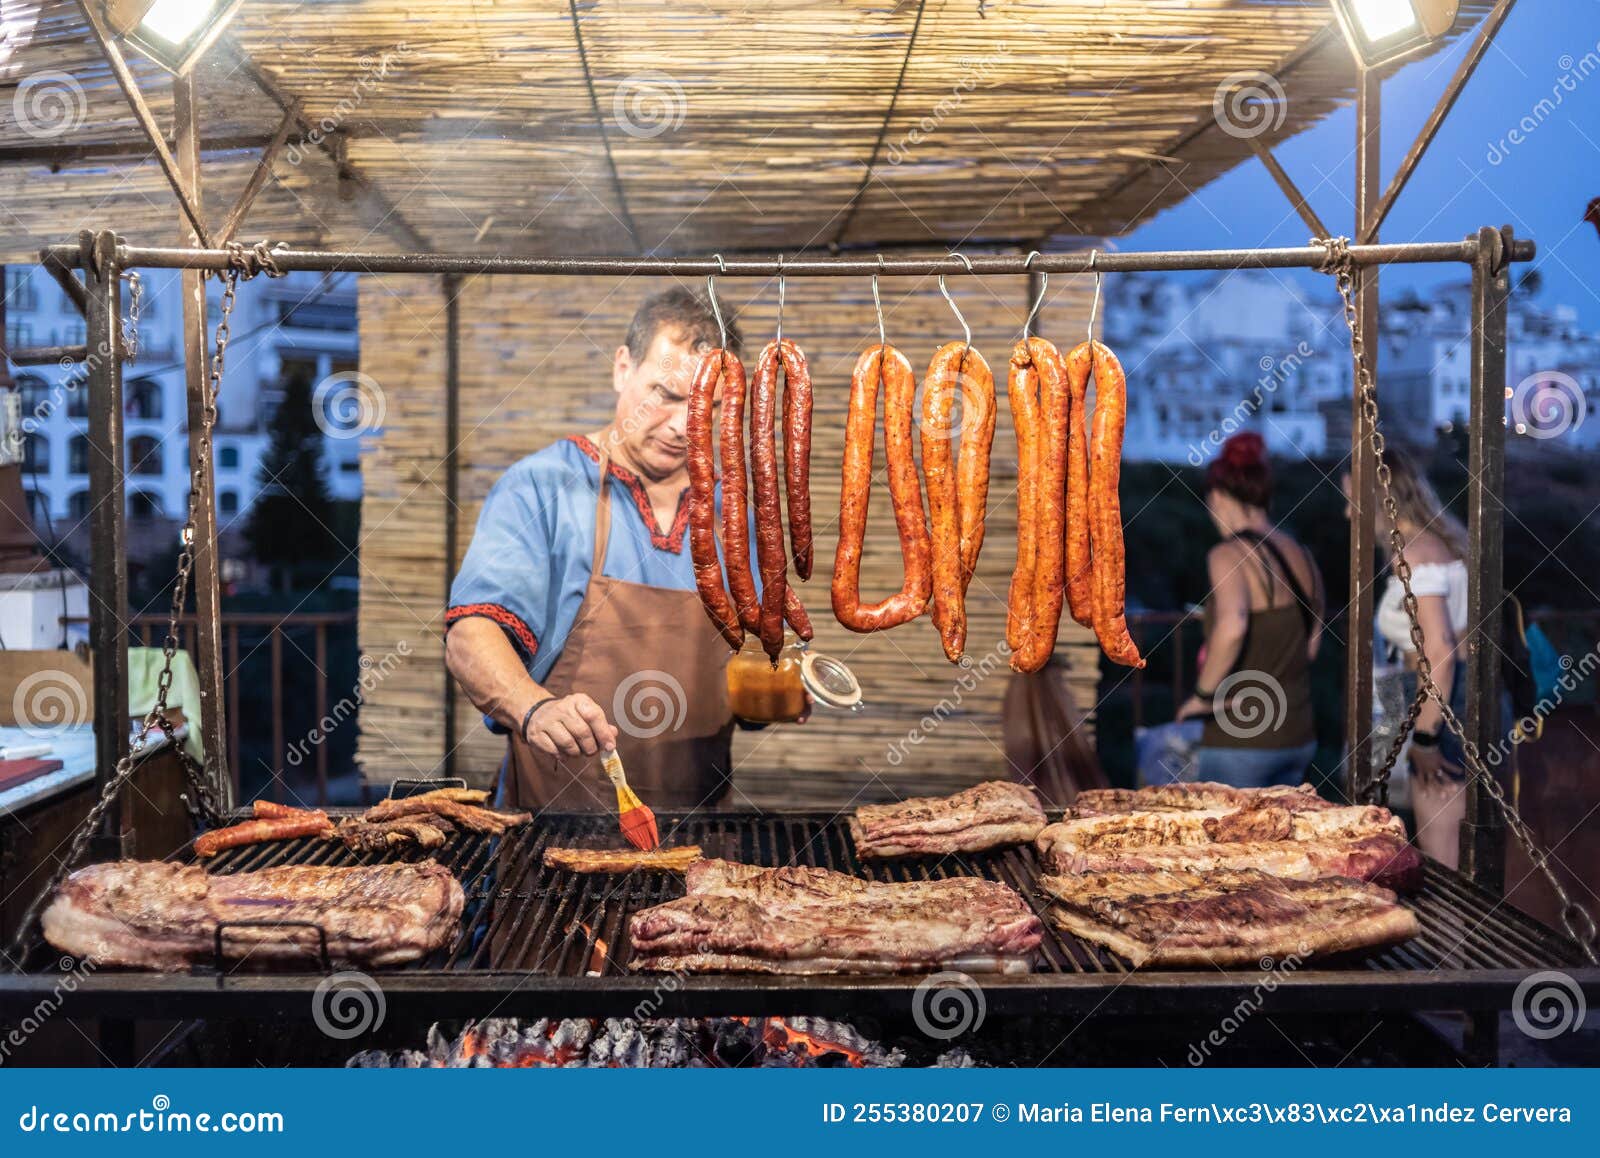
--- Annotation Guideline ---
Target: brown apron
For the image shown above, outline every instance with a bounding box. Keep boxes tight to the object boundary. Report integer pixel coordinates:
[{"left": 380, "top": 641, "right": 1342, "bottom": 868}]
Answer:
[{"left": 503, "top": 448, "right": 735, "bottom": 811}]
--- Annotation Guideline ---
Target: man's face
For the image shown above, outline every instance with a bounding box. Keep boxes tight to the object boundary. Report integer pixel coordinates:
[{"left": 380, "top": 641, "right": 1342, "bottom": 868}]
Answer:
[{"left": 611, "top": 326, "right": 704, "bottom": 481}]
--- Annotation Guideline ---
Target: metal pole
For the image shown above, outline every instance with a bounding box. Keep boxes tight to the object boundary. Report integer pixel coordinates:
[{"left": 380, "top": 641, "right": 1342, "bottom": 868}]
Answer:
[
  {"left": 174, "top": 73, "right": 232, "bottom": 812},
  {"left": 40, "top": 240, "right": 1532, "bottom": 279},
  {"left": 1345, "top": 70, "right": 1380, "bottom": 804},
  {"left": 83, "top": 230, "right": 129, "bottom": 853},
  {"left": 1462, "top": 226, "right": 1510, "bottom": 889},
  {"left": 442, "top": 274, "right": 462, "bottom": 777}
]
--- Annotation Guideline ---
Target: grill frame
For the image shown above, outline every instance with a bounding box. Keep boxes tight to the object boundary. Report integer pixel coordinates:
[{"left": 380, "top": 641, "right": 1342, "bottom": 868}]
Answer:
[{"left": 4, "top": 809, "right": 1595, "bottom": 1022}]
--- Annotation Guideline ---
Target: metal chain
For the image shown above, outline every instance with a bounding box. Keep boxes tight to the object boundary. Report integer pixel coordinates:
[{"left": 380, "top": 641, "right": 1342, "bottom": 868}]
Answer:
[
  {"left": 1317, "top": 236, "right": 1598, "bottom": 962},
  {"left": 4, "top": 243, "right": 283, "bottom": 972},
  {"left": 122, "top": 272, "right": 142, "bottom": 363}
]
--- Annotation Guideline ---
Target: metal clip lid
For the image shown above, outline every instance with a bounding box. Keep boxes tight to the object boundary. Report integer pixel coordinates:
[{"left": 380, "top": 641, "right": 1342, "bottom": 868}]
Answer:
[{"left": 799, "top": 650, "right": 864, "bottom": 711}]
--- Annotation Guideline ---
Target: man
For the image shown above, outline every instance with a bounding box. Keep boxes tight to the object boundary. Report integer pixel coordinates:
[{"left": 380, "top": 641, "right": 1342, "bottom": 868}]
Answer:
[{"left": 445, "top": 288, "right": 743, "bottom": 810}]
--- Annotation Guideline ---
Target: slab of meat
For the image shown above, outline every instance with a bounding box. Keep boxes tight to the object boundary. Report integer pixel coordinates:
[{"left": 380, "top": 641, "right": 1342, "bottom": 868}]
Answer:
[
  {"left": 42, "top": 861, "right": 464, "bottom": 971},
  {"left": 628, "top": 858, "right": 1041, "bottom": 975},
  {"left": 1074, "top": 781, "right": 1338, "bottom": 815},
  {"left": 1036, "top": 805, "right": 1403, "bottom": 859},
  {"left": 363, "top": 789, "right": 529, "bottom": 835},
  {"left": 339, "top": 815, "right": 454, "bottom": 853},
  {"left": 849, "top": 780, "right": 1047, "bottom": 858},
  {"left": 1039, "top": 868, "right": 1419, "bottom": 968},
  {"left": 543, "top": 845, "right": 702, "bottom": 874},
  {"left": 1042, "top": 834, "right": 1423, "bottom": 894}
]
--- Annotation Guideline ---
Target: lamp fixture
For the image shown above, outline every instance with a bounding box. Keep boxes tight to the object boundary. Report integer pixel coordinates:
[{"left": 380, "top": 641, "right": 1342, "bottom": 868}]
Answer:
[
  {"left": 102, "top": 0, "right": 243, "bottom": 76},
  {"left": 1328, "top": 0, "right": 1459, "bottom": 69}
]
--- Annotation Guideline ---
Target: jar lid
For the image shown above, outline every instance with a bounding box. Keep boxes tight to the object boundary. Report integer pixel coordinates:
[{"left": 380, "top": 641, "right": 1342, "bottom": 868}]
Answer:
[{"left": 800, "top": 650, "right": 863, "bottom": 710}]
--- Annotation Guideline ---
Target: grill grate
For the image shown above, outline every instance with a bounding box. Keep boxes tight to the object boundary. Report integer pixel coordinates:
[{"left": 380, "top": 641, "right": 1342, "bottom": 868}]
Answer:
[{"left": 5, "top": 809, "right": 1594, "bottom": 1022}]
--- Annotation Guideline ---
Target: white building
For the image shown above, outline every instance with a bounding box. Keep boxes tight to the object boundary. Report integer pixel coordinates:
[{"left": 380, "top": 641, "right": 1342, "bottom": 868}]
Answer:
[
  {"left": 4, "top": 264, "right": 359, "bottom": 530},
  {"left": 1104, "top": 270, "right": 1343, "bottom": 464}
]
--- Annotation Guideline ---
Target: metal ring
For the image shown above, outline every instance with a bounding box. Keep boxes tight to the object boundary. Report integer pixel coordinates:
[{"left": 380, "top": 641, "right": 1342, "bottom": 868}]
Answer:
[
  {"left": 872, "top": 255, "right": 886, "bottom": 349},
  {"left": 1022, "top": 250, "right": 1047, "bottom": 341}
]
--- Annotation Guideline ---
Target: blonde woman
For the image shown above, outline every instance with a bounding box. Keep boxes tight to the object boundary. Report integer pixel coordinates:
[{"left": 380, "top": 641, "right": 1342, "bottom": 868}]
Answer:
[{"left": 1343, "top": 450, "right": 1470, "bottom": 867}]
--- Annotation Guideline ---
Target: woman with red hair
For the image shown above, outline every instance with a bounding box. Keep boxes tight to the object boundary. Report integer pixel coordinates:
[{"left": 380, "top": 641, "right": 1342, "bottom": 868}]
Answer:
[{"left": 1176, "top": 432, "right": 1324, "bottom": 786}]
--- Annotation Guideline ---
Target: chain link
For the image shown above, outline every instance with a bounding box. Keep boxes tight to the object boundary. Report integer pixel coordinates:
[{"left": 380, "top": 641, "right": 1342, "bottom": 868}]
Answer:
[
  {"left": 1317, "top": 236, "right": 1598, "bottom": 962},
  {"left": 121, "top": 272, "right": 142, "bottom": 363},
  {"left": 4, "top": 244, "right": 283, "bottom": 972}
]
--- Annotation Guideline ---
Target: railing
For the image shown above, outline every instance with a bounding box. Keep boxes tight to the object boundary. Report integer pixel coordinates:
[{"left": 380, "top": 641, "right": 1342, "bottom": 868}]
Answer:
[{"left": 64, "top": 610, "right": 360, "bottom": 806}]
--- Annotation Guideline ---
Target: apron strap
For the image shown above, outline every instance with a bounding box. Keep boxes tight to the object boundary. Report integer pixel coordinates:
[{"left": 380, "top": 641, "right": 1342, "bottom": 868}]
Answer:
[{"left": 590, "top": 445, "right": 615, "bottom": 588}]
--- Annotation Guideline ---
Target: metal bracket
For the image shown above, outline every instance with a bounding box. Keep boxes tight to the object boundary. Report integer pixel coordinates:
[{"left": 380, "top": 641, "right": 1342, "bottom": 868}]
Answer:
[
  {"left": 386, "top": 777, "right": 468, "bottom": 800},
  {"left": 208, "top": 920, "right": 332, "bottom": 978},
  {"left": 217, "top": 102, "right": 301, "bottom": 245},
  {"left": 1243, "top": 135, "right": 1329, "bottom": 239}
]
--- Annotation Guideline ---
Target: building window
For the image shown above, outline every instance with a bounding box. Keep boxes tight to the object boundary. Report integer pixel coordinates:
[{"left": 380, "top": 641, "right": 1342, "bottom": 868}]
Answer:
[
  {"left": 128, "top": 434, "right": 162, "bottom": 476},
  {"left": 24, "top": 489, "right": 49, "bottom": 522},
  {"left": 23, "top": 433, "right": 47, "bottom": 473},
  {"left": 217, "top": 444, "right": 239, "bottom": 470},
  {"left": 15, "top": 374, "right": 49, "bottom": 421},
  {"left": 68, "top": 434, "right": 89, "bottom": 475},
  {"left": 67, "top": 489, "right": 88, "bottom": 520},
  {"left": 67, "top": 382, "right": 89, "bottom": 418},
  {"left": 6, "top": 268, "right": 37, "bottom": 309},
  {"left": 127, "top": 377, "right": 162, "bottom": 420},
  {"left": 5, "top": 321, "right": 31, "bottom": 349},
  {"left": 128, "top": 491, "right": 163, "bottom": 520},
  {"left": 218, "top": 489, "right": 239, "bottom": 517}
]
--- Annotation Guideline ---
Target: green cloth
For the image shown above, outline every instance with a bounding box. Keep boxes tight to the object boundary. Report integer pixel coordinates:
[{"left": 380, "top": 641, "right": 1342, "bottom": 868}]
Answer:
[{"left": 127, "top": 647, "right": 206, "bottom": 765}]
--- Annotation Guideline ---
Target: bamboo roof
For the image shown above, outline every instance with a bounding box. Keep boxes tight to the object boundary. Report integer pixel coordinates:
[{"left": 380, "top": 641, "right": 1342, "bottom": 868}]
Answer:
[{"left": 0, "top": 1, "right": 1495, "bottom": 263}]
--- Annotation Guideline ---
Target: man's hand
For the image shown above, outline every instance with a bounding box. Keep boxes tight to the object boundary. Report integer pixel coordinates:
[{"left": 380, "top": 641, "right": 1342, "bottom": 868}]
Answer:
[{"left": 524, "top": 693, "right": 620, "bottom": 758}]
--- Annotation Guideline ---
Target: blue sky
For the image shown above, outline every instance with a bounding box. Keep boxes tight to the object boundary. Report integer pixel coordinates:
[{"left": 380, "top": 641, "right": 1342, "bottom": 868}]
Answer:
[{"left": 1123, "top": 3, "right": 1600, "bottom": 325}]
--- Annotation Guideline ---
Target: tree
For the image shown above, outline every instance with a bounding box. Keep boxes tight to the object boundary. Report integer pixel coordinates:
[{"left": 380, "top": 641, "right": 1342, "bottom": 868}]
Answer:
[{"left": 246, "top": 368, "right": 338, "bottom": 588}]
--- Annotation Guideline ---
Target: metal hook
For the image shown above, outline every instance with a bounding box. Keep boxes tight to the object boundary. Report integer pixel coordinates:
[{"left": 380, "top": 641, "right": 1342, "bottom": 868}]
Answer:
[
  {"left": 707, "top": 254, "right": 728, "bottom": 349},
  {"left": 1086, "top": 248, "right": 1103, "bottom": 344},
  {"left": 872, "top": 255, "right": 886, "bottom": 348},
  {"left": 938, "top": 252, "right": 974, "bottom": 351},
  {"left": 1022, "top": 251, "right": 1048, "bottom": 342},
  {"left": 776, "top": 254, "right": 785, "bottom": 346}
]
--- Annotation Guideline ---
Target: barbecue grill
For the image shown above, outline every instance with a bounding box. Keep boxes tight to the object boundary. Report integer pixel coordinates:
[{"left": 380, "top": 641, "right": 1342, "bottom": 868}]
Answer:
[{"left": 4, "top": 808, "right": 1593, "bottom": 1024}]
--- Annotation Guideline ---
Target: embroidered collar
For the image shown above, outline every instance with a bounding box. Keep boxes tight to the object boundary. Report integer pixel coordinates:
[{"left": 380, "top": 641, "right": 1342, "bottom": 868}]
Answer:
[{"left": 567, "top": 434, "right": 691, "bottom": 553}]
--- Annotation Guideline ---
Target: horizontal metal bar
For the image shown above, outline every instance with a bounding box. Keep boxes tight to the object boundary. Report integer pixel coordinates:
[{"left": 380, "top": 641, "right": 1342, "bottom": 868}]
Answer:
[
  {"left": 4, "top": 344, "right": 86, "bottom": 366},
  {"left": 39, "top": 237, "right": 1536, "bottom": 278}
]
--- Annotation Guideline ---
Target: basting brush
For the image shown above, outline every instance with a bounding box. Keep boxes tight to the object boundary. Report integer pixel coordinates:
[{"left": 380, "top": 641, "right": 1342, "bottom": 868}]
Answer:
[{"left": 602, "top": 749, "right": 659, "bottom": 851}]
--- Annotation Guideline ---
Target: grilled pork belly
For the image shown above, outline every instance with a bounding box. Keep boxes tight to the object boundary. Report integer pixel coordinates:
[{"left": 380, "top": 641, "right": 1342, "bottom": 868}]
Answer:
[
  {"left": 629, "top": 858, "right": 1042, "bottom": 974},
  {"left": 1039, "top": 868, "right": 1419, "bottom": 967},
  {"left": 1040, "top": 833, "right": 1423, "bottom": 893},
  {"left": 42, "top": 861, "right": 464, "bottom": 971},
  {"left": 1074, "top": 781, "right": 1338, "bottom": 815},
  {"left": 848, "top": 780, "right": 1047, "bottom": 858}
]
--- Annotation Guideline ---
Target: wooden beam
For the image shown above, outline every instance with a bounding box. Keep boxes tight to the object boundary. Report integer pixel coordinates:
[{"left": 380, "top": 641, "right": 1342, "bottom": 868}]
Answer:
[
  {"left": 217, "top": 101, "right": 301, "bottom": 245},
  {"left": 75, "top": 0, "right": 212, "bottom": 248},
  {"left": 1244, "top": 134, "right": 1329, "bottom": 239},
  {"left": 0, "top": 134, "right": 280, "bottom": 168}
]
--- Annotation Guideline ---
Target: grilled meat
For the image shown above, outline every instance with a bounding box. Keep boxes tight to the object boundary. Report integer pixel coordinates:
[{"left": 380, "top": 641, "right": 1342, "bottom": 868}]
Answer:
[
  {"left": 42, "top": 861, "right": 464, "bottom": 970},
  {"left": 543, "top": 845, "right": 703, "bottom": 874},
  {"left": 1073, "top": 781, "right": 1338, "bottom": 815},
  {"left": 1035, "top": 804, "right": 1403, "bottom": 859},
  {"left": 339, "top": 815, "right": 455, "bottom": 853},
  {"left": 849, "top": 780, "right": 1047, "bottom": 858},
  {"left": 1039, "top": 868, "right": 1419, "bottom": 968},
  {"left": 362, "top": 789, "right": 529, "bottom": 835},
  {"left": 629, "top": 858, "right": 1042, "bottom": 975},
  {"left": 1041, "top": 833, "right": 1423, "bottom": 893}
]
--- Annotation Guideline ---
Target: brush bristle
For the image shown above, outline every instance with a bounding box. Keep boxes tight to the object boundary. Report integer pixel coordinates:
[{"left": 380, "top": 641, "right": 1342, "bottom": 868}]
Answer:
[{"left": 619, "top": 807, "right": 660, "bottom": 851}]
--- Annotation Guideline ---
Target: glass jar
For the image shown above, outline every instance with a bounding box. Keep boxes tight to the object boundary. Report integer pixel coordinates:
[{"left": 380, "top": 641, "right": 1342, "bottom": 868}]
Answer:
[{"left": 725, "top": 634, "right": 864, "bottom": 724}]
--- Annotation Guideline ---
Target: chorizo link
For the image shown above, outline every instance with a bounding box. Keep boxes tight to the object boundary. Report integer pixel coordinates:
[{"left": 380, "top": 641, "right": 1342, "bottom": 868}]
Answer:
[
  {"left": 750, "top": 341, "right": 789, "bottom": 664},
  {"left": 923, "top": 343, "right": 965, "bottom": 661},
  {"left": 718, "top": 353, "right": 760, "bottom": 632},
  {"left": 1064, "top": 340, "right": 1095, "bottom": 629},
  {"left": 1087, "top": 341, "right": 1145, "bottom": 668},
  {"left": 832, "top": 345, "right": 931, "bottom": 633},
  {"left": 194, "top": 814, "right": 334, "bottom": 858},
  {"left": 778, "top": 338, "right": 814, "bottom": 581},
  {"left": 1006, "top": 341, "right": 1041, "bottom": 664},
  {"left": 686, "top": 349, "right": 744, "bottom": 650},
  {"left": 1025, "top": 336, "right": 1071, "bottom": 672},
  {"left": 784, "top": 584, "right": 814, "bottom": 642},
  {"left": 953, "top": 346, "right": 996, "bottom": 592}
]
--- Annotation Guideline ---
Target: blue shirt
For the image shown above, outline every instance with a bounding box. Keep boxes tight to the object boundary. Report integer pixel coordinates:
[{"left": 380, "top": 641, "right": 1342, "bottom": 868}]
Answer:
[{"left": 446, "top": 435, "right": 700, "bottom": 687}]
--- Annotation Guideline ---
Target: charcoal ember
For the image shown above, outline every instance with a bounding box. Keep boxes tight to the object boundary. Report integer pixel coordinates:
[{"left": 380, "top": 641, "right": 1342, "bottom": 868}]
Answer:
[
  {"left": 709, "top": 1018, "right": 764, "bottom": 1067},
  {"left": 644, "top": 1019, "right": 697, "bottom": 1068},
  {"left": 549, "top": 1017, "right": 593, "bottom": 1058},
  {"left": 345, "top": 1049, "right": 391, "bottom": 1068},
  {"left": 934, "top": 1047, "right": 979, "bottom": 1068}
]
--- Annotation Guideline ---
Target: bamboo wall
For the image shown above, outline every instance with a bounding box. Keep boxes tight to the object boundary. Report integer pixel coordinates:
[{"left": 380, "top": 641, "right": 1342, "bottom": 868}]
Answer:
[{"left": 355, "top": 266, "right": 1101, "bottom": 807}]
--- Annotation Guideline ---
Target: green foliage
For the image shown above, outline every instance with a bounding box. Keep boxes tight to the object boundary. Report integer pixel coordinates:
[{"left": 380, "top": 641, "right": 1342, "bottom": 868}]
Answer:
[{"left": 246, "top": 370, "right": 339, "bottom": 586}]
